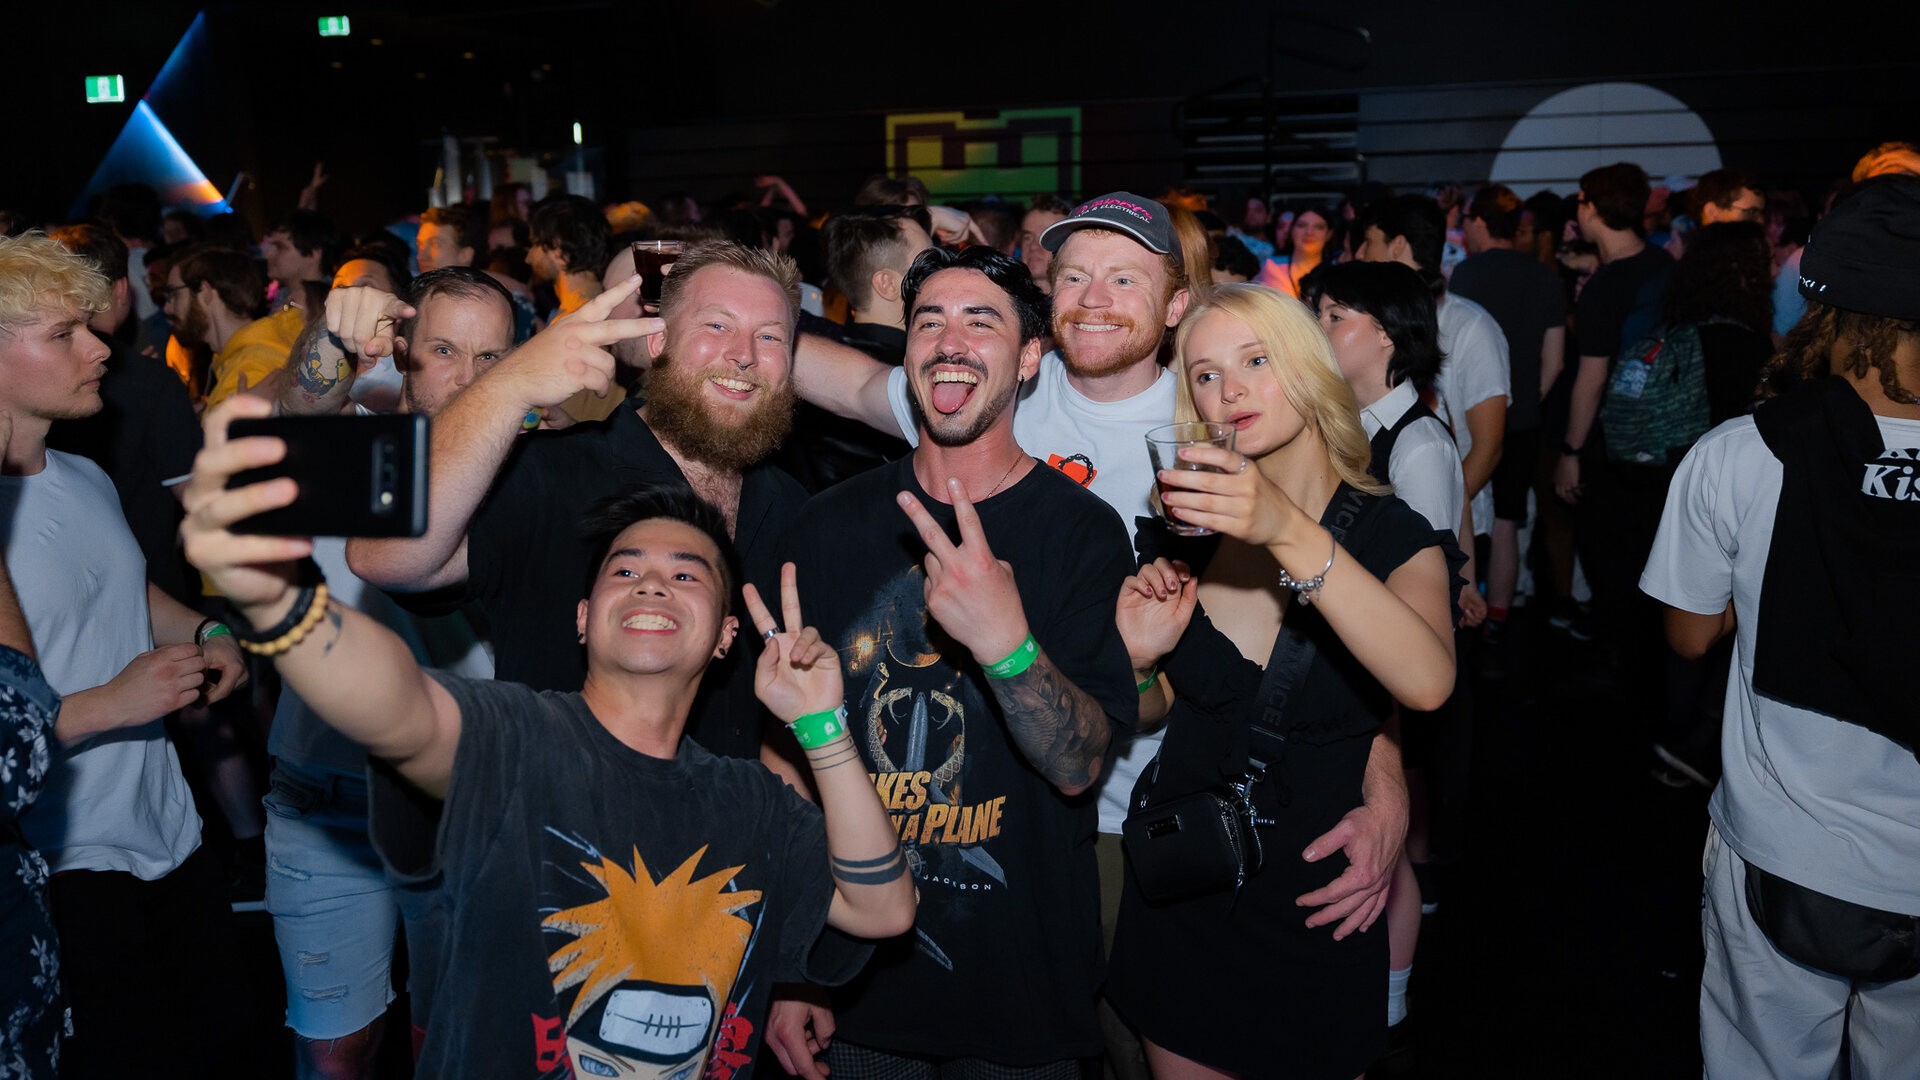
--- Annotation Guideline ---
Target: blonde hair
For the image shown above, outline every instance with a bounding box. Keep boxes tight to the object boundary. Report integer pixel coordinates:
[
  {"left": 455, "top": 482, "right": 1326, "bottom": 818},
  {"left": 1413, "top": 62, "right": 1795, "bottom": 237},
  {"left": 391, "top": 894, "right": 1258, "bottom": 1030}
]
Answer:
[
  {"left": 0, "top": 231, "right": 110, "bottom": 335},
  {"left": 1173, "top": 283, "right": 1386, "bottom": 495},
  {"left": 658, "top": 239, "right": 802, "bottom": 329}
]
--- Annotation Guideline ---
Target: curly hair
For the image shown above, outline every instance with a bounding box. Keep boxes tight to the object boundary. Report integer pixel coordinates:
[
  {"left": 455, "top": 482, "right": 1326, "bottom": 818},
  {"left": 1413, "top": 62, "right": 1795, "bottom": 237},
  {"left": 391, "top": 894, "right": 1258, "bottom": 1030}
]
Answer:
[
  {"left": 1663, "top": 222, "right": 1773, "bottom": 331},
  {"left": 0, "top": 230, "right": 110, "bottom": 334},
  {"left": 1759, "top": 300, "right": 1918, "bottom": 404}
]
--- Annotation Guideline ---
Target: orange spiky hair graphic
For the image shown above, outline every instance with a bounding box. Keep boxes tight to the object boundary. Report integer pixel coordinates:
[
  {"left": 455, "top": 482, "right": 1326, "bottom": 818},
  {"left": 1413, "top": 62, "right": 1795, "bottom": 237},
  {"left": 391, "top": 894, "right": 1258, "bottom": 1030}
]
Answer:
[{"left": 543, "top": 845, "right": 763, "bottom": 1025}]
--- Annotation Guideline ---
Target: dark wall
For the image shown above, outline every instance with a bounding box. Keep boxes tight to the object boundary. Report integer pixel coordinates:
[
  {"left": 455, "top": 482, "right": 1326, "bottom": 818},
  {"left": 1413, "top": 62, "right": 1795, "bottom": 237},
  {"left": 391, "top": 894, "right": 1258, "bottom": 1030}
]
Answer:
[{"left": 8, "top": 1, "right": 1914, "bottom": 233}]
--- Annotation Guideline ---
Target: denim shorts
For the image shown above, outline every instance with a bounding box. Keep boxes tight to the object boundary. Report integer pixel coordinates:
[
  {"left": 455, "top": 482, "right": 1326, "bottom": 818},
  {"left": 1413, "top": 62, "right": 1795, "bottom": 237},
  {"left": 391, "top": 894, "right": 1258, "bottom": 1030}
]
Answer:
[{"left": 263, "top": 759, "right": 399, "bottom": 1040}]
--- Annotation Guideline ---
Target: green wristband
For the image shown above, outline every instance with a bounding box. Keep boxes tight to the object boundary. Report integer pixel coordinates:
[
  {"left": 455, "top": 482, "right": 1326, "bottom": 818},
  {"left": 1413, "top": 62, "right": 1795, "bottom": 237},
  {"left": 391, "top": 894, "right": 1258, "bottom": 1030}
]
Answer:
[
  {"left": 1135, "top": 667, "right": 1159, "bottom": 695},
  {"left": 788, "top": 705, "right": 849, "bottom": 750},
  {"left": 982, "top": 634, "right": 1038, "bottom": 680},
  {"left": 195, "top": 618, "right": 232, "bottom": 646}
]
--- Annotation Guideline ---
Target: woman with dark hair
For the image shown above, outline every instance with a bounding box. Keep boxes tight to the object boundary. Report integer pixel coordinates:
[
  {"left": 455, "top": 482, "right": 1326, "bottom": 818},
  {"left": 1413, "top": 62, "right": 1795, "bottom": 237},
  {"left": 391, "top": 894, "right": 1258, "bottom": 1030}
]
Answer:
[
  {"left": 1312, "top": 262, "right": 1460, "bottom": 532},
  {"left": 1256, "top": 205, "right": 1341, "bottom": 300},
  {"left": 1665, "top": 221, "right": 1776, "bottom": 424},
  {"left": 1109, "top": 283, "right": 1457, "bottom": 1080},
  {"left": 1309, "top": 259, "right": 1464, "bottom": 1046}
]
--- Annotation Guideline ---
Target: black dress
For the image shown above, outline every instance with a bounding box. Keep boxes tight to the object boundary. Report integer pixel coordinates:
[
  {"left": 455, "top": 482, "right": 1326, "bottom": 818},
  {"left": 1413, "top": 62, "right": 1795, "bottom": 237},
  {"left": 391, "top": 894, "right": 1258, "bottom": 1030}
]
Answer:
[{"left": 1107, "top": 486, "right": 1448, "bottom": 1079}]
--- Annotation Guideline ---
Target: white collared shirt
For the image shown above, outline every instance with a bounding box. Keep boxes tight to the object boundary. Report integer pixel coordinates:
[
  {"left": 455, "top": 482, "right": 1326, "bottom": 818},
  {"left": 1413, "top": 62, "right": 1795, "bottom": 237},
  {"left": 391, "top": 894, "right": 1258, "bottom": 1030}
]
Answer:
[{"left": 1361, "top": 379, "right": 1466, "bottom": 536}]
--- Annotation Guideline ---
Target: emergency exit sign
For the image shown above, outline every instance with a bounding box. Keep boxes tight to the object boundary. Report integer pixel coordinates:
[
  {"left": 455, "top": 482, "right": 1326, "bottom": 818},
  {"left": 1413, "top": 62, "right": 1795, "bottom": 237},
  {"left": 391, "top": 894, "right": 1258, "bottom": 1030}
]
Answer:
[
  {"left": 84, "top": 75, "right": 125, "bottom": 104},
  {"left": 318, "top": 15, "right": 351, "bottom": 37}
]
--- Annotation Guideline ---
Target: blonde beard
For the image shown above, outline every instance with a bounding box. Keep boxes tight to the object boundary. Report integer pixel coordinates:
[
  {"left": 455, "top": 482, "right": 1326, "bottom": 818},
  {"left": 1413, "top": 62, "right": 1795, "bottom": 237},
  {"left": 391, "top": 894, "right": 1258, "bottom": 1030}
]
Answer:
[{"left": 643, "top": 352, "right": 796, "bottom": 471}]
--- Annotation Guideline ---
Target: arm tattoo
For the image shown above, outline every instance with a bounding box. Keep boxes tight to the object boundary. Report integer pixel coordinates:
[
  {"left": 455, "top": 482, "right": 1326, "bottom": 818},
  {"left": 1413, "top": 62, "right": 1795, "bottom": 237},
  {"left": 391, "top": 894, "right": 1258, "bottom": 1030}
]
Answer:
[
  {"left": 283, "top": 320, "right": 355, "bottom": 413},
  {"left": 804, "top": 741, "right": 862, "bottom": 772},
  {"left": 988, "top": 648, "right": 1113, "bottom": 793},
  {"left": 319, "top": 602, "right": 345, "bottom": 656},
  {"left": 831, "top": 850, "right": 908, "bottom": 887}
]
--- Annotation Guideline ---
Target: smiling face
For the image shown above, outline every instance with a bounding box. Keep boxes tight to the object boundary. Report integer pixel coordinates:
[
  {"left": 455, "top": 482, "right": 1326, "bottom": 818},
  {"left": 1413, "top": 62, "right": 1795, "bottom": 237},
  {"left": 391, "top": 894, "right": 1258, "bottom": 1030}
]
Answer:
[
  {"left": 397, "top": 292, "right": 515, "bottom": 416},
  {"left": 1048, "top": 229, "right": 1187, "bottom": 380},
  {"left": 641, "top": 264, "right": 797, "bottom": 469},
  {"left": 1316, "top": 293, "right": 1395, "bottom": 405},
  {"left": 903, "top": 266, "right": 1042, "bottom": 448},
  {"left": 575, "top": 518, "right": 738, "bottom": 682},
  {"left": 0, "top": 304, "right": 111, "bottom": 426},
  {"left": 1180, "top": 309, "right": 1307, "bottom": 459}
]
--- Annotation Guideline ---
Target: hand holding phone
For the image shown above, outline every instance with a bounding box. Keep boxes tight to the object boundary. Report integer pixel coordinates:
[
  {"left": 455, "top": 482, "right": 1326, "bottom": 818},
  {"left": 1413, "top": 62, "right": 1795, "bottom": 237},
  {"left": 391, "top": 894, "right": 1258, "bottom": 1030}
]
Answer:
[{"left": 226, "top": 414, "right": 429, "bottom": 538}]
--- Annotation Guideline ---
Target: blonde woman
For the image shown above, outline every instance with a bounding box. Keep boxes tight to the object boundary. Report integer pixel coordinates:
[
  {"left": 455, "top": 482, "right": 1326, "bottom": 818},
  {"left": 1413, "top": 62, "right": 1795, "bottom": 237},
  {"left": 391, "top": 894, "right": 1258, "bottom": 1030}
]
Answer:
[{"left": 1105, "top": 284, "right": 1456, "bottom": 1080}]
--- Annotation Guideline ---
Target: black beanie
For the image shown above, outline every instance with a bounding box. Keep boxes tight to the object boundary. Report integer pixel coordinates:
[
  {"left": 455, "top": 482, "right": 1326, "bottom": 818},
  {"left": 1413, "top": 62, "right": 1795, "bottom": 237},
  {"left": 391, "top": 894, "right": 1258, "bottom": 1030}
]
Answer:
[{"left": 1799, "top": 175, "right": 1920, "bottom": 320}]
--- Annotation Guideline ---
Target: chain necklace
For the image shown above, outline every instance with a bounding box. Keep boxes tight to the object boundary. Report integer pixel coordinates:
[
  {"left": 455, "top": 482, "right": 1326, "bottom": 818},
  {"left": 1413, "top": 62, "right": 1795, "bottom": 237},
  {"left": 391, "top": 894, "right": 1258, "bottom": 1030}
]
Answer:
[{"left": 984, "top": 454, "right": 1028, "bottom": 499}]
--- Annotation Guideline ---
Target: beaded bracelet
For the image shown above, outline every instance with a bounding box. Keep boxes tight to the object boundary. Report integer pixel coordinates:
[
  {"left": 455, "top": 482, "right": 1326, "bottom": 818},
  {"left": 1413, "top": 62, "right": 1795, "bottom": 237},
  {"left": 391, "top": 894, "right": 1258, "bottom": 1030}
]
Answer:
[
  {"left": 788, "top": 705, "right": 849, "bottom": 750},
  {"left": 236, "top": 583, "right": 332, "bottom": 657},
  {"left": 1277, "top": 534, "right": 1337, "bottom": 606},
  {"left": 982, "top": 634, "right": 1038, "bottom": 680}
]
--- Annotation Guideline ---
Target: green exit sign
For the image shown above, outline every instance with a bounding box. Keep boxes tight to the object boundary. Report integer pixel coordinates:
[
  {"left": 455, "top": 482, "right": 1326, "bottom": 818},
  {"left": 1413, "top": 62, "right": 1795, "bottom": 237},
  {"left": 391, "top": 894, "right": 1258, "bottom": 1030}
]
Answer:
[
  {"left": 84, "top": 75, "right": 125, "bottom": 103},
  {"left": 318, "top": 15, "right": 351, "bottom": 37}
]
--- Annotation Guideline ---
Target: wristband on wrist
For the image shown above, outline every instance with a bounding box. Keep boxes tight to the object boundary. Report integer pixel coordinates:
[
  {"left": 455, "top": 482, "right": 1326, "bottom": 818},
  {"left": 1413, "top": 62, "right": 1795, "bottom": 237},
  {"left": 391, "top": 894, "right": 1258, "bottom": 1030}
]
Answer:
[
  {"left": 982, "top": 634, "right": 1038, "bottom": 680},
  {"left": 194, "top": 618, "right": 232, "bottom": 646},
  {"left": 787, "top": 705, "right": 849, "bottom": 751},
  {"left": 1135, "top": 667, "right": 1160, "bottom": 695}
]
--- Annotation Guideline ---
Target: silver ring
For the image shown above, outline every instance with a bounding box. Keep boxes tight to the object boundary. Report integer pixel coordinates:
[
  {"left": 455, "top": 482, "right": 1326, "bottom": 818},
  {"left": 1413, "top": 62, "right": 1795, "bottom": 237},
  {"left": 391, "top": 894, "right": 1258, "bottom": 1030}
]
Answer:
[
  {"left": 763, "top": 628, "right": 778, "bottom": 641},
  {"left": 1237, "top": 456, "right": 1249, "bottom": 474}
]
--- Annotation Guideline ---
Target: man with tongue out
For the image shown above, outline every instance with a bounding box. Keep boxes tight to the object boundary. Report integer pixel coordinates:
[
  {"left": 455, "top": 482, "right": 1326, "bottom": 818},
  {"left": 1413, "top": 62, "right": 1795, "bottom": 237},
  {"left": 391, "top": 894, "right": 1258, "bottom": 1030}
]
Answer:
[
  {"left": 770, "top": 244, "right": 1137, "bottom": 1078},
  {"left": 789, "top": 194, "right": 1412, "bottom": 1077}
]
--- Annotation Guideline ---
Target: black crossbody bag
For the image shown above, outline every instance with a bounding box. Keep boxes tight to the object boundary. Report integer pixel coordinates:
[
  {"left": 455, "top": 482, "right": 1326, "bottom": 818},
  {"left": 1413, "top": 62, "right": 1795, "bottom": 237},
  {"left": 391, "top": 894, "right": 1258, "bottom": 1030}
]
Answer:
[{"left": 1122, "top": 619, "right": 1317, "bottom": 904}]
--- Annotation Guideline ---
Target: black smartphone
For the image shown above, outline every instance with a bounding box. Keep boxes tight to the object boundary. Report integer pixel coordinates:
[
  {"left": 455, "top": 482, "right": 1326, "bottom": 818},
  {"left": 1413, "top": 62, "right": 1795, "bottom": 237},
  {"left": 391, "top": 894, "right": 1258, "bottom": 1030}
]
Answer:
[{"left": 227, "top": 414, "right": 429, "bottom": 537}]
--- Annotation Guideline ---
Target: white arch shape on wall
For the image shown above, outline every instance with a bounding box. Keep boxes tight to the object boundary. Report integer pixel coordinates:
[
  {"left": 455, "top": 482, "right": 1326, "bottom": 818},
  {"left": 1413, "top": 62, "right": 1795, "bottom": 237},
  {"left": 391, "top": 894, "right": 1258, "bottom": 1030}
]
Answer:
[{"left": 1490, "top": 82, "right": 1723, "bottom": 197}]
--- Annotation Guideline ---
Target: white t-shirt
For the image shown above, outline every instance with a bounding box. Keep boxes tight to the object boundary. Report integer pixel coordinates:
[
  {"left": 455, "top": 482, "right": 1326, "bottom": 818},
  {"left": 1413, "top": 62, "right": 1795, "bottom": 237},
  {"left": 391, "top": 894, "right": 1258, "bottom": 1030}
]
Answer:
[
  {"left": 0, "top": 451, "right": 201, "bottom": 879},
  {"left": 1641, "top": 415, "right": 1920, "bottom": 912},
  {"left": 1361, "top": 380, "right": 1466, "bottom": 535},
  {"left": 1435, "top": 294, "right": 1511, "bottom": 536},
  {"left": 887, "top": 352, "right": 1176, "bottom": 832}
]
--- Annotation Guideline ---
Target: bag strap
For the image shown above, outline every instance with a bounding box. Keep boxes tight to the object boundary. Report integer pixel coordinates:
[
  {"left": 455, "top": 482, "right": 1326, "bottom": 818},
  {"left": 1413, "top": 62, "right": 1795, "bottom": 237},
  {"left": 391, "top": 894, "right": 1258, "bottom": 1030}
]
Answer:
[{"left": 1245, "top": 484, "right": 1376, "bottom": 769}]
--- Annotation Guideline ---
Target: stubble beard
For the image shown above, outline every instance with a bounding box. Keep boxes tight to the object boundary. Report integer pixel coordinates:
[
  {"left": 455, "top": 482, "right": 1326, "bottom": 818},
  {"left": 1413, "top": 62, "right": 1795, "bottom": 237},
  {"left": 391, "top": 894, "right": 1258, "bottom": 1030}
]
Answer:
[
  {"left": 909, "top": 356, "right": 1014, "bottom": 448},
  {"left": 1053, "top": 308, "right": 1167, "bottom": 380},
  {"left": 643, "top": 350, "right": 796, "bottom": 471}
]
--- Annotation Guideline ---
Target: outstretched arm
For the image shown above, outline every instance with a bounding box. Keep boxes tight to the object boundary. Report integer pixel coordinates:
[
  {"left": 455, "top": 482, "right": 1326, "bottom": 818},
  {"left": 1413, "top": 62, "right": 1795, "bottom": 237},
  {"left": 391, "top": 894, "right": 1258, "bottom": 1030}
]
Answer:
[
  {"left": 898, "top": 483, "right": 1115, "bottom": 796},
  {"left": 793, "top": 333, "right": 903, "bottom": 435},
  {"left": 277, "top": 286, "right": 416, "bottom": 416},
  {"left": 184, "top": 396, "right": 463, "bottom": 795},
  {"left": 347, "top": 276, "right": 657, "bottom": 591}
]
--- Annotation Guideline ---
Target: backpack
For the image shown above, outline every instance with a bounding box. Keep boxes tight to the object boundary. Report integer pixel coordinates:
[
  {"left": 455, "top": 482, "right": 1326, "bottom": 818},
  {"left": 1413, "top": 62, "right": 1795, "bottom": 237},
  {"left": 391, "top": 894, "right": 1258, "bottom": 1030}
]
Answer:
[{"left": 1599, "top": 322, "right": 1711, "bottom": 464}]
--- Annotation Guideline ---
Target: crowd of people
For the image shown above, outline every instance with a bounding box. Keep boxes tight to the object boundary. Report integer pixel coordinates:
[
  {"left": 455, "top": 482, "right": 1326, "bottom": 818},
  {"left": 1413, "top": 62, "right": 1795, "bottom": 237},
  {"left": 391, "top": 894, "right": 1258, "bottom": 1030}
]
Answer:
[{"left": 1, "top": 140, "right": 1916, "bottom": 1080}]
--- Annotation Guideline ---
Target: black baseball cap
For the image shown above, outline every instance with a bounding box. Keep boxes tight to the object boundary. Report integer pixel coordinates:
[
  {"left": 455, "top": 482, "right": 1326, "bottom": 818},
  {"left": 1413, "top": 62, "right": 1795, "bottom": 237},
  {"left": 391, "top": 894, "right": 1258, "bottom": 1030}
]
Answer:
[{"left": 1038, "top": 192, "right": 1182, "bottom": 268}]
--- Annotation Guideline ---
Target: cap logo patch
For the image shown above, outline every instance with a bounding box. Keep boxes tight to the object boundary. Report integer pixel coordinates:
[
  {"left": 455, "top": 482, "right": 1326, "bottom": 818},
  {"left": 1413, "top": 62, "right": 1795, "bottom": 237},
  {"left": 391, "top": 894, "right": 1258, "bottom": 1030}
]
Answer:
[{"left": 1074, "top": 198, "right": 1154, "bottom": 224}]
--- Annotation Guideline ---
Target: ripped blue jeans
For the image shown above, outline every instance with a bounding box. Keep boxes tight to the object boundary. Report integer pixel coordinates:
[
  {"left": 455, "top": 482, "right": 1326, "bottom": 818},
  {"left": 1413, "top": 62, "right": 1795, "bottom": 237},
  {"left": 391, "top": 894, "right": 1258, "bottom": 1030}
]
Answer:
[{"left": 263, "top": 759, "right": 399, "bottom": 1040}]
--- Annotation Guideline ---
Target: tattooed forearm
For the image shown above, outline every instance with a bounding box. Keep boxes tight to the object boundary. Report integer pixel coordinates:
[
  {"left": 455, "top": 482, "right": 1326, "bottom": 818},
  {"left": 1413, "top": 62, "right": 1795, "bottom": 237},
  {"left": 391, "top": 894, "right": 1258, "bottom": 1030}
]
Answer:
[
  {"left": 987, "top": 648, "right": 1112, "bottom": 795},
  {"left": 831, "top": 850, "right": 909, "bottom": 887},
  {"left": 280, "top": 319, "right": 355, "bottom": 415},
  {"left": 319, "top": 602, "right": 345, "bottom": 656},
  {"left": 805, "top": 739, "right": 863, "bottom": 772}
]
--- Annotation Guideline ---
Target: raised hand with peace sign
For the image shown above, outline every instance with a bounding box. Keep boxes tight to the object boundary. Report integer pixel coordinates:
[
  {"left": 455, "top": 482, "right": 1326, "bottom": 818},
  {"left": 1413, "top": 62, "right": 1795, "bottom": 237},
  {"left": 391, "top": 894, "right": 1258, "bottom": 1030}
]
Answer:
[{"left": 893, "top": 478, "right": 1115, "bottom": 796}]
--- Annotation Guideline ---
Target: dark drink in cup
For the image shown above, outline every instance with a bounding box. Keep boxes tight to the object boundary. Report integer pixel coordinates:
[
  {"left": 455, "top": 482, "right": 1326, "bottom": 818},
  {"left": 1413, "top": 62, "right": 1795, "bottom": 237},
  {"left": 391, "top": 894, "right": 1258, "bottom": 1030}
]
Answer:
[
  {"left": 1144, "top": 422, "right": 1237, "bottom": 537},
  {"left": 631, "top": 241, "right": 684, "bottom": 305}
]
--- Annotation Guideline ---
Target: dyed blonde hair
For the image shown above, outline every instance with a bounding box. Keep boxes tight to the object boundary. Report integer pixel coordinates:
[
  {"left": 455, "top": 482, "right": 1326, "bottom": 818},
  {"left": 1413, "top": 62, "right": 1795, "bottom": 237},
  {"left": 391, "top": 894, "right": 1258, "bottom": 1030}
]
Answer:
[
  {"left": 0, "top": 231, "right": 110, "bottom": 335},
  {"left": 1173, "top": 282, "right": 1386, "bottom": 495}
]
